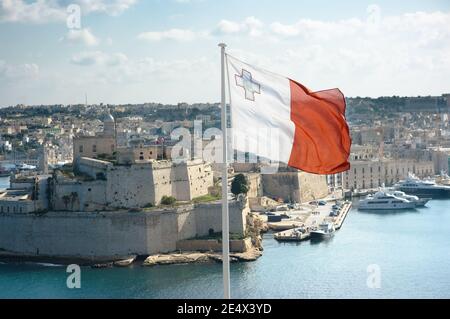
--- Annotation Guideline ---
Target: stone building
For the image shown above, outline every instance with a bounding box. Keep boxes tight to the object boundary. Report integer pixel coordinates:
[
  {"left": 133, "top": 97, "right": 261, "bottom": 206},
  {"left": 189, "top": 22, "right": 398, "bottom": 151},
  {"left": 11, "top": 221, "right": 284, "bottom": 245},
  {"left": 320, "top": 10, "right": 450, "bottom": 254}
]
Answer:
[
  {"left": 116, "top": 144, "right": 160, "bottom": 164},
  {"left": 0, "top": 174, "right": 50, "bottom": 214},
  {"left": 261, "top": 165, "right": 328, "bottom": 203},
  {"left": 73, "top": 112, "right": 117, "bottom": 160},
  {"left": 342, "top": 159, "right": 434, "bottom": 190},
  {"left": 50, "top": 157, "right": 214, "bottom": 211}
]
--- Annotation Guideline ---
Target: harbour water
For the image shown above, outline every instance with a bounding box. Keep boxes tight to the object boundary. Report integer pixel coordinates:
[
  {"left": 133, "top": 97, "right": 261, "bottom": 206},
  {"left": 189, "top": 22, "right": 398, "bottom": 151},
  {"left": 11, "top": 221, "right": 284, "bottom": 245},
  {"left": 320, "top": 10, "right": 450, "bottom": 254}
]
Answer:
[
  {"left": 0, "top": 176, "right": 8, "bottom": 191},
  {"left": 1, "top": 175, "right": 450, "bottom": 298}
]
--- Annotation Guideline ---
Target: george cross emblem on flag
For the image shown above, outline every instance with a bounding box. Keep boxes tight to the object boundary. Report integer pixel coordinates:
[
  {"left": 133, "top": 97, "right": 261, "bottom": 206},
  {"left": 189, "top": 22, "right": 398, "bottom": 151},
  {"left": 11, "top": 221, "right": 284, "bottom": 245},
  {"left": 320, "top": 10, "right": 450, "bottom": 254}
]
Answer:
[{"left": 235, "top": 69, "right": 261, "bottom": 101}]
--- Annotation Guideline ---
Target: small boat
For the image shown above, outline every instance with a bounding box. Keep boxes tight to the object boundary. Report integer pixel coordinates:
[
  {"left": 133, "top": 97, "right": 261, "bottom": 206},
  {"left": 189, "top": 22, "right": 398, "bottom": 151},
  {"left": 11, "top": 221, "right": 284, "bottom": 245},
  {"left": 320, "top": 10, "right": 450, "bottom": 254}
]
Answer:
[
  {"left": 358, "top": 191, "right": 416, "bottom": 210},
  {"left": 113, "top": 256, "right": 136, "bottom": 267},
  {"left": 310, "top": 222, "right": 335, "bottom": 239},
  {"left": 274, "top": 227, "right": 307, "bottom": 242}
]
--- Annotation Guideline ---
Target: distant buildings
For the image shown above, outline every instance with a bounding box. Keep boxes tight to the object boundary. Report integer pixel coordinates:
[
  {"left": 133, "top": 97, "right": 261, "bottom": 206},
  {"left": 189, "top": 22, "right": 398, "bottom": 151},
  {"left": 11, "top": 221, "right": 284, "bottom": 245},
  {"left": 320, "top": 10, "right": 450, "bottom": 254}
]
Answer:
[{"left": 342, "top": 159, "right": 434, "bottom": 190}]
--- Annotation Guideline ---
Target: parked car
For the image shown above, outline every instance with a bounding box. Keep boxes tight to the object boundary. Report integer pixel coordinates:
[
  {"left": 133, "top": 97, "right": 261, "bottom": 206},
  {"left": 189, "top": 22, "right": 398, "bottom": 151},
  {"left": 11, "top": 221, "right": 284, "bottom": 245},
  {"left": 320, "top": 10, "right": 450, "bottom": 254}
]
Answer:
[{"left": 329, "top": 211, "right": 338, "bottom": 217}]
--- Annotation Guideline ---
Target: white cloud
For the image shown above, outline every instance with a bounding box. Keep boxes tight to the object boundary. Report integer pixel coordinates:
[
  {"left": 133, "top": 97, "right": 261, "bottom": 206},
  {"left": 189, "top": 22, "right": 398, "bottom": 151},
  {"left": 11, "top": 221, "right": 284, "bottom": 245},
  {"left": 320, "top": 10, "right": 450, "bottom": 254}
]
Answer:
[
  {"left": 174, "top": 0, "right": 205, "bottom": 4},
  {"left": 215, "top": 16, "right": 263, "bottom": 36},
  {"left": 236, "top": 11, "right": 450, "bottom": 97},
  {"left": 71, "top": 51, "right": 127, "bottom": 66},
  {"left": 0, "top": 0, "right": 66, "bottom": 23},
  {"left": 216, "top": 19, "right": 241, "bottom": 34},
  {"left": 62, "top": 28, "right": 99, "bottom": 46},
  {"left": 270, "top": 22, "right": 299, "bottom": 37},
  {"left": 77, "top": 0, "right": 137, "bottom": 16},
  {"left": 137, "top": 28, "right": 204, "bottom": 42},
  {"left": 0, "top": 60, "right": 39, "bottom": 79},
  {"left": 0, "top": 0, "right": 137, "bottom": 23},
  {"left": 139, "top": 16, "right": 265, "bottom": 42}
]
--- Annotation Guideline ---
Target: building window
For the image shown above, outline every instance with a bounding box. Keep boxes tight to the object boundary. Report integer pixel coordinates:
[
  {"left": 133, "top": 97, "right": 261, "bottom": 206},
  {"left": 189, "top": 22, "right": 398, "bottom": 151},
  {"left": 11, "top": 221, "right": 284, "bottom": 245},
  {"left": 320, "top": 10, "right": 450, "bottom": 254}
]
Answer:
[
  {"left": 79, "top": 145, "right": 83, "bottom": 153},
  {"left": 92, "top": 145, "right": 97, "bottom": 153}
]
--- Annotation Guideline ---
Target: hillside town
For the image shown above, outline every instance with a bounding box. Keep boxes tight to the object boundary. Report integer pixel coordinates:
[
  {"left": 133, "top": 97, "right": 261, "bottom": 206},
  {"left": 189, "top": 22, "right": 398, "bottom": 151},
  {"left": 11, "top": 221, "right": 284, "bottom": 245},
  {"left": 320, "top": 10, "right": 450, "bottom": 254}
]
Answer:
[{"left": 0, "top": 94, "right": 449, "bottom": 264}]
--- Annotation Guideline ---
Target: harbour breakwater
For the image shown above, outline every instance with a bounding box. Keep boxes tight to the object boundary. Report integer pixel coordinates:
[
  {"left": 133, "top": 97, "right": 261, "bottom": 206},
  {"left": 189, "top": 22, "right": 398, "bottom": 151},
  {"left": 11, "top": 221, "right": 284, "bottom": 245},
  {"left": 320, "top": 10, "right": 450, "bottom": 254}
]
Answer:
[{"left": 0, "top": 201, "right": 248, "bottom": 263}]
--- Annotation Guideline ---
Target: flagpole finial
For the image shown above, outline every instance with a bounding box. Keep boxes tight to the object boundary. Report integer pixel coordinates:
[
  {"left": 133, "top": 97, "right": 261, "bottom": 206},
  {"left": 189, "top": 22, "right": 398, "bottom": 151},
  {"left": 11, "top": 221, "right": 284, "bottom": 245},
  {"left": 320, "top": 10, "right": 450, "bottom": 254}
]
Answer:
[{"left": 218, "top": 43, "right": 227, "bottom": 48}]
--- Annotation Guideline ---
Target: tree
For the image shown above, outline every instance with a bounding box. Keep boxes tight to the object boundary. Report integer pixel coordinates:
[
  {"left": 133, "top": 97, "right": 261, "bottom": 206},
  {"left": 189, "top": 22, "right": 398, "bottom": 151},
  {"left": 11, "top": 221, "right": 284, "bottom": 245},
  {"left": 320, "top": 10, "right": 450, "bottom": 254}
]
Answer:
[
  {"left": 161, "top": 195, "right": 176, "bottom": 206},
  {"left": 231, "top": 174, "right": 249, "bottom": 198}
]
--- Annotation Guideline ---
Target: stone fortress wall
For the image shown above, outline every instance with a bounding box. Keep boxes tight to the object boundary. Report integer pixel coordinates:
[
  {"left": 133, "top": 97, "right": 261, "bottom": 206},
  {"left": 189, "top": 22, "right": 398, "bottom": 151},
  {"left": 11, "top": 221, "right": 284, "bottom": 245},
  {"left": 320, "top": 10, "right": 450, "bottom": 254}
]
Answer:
[
  {"left": 0, "top": 200, "right": 248, "bottom": 261},
  {"left": 51, "top": 157, "right": 214, "bottom": 211}
]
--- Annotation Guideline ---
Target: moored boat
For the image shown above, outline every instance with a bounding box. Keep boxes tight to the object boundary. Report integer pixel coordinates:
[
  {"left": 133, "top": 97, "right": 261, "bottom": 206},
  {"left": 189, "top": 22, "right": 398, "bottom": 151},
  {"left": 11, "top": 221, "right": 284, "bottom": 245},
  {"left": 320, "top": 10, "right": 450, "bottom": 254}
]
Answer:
[
  {"left": 394, "top": 174, "right": 450, "bottom": 198},
  {"left": 388, "top": 190, "right": 430, "bottom": 207},
  {"left": 310, "top": 222, "right": 335, "bottom": 239},
  {"left": 358, "top": 191, "right": 416, "bottom": 210}
]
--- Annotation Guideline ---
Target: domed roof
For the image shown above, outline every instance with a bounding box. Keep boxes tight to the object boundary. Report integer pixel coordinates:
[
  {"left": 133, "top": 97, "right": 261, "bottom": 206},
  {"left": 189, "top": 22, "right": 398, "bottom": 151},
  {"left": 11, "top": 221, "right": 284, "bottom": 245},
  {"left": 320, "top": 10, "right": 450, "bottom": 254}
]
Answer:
[{"left": 103, "top": 112, "right": 115, "bottom": 123}]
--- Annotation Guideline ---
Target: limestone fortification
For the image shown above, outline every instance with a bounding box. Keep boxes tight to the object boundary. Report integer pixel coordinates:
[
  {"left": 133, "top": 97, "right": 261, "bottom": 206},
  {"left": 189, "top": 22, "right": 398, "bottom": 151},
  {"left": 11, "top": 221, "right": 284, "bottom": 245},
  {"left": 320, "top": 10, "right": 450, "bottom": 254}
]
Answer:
[
  {"left": 50, "top": 157, "right": 214, "bottom": 211},
  {"left": 0, "top": 200, "right": 248, "bottom": 261}
]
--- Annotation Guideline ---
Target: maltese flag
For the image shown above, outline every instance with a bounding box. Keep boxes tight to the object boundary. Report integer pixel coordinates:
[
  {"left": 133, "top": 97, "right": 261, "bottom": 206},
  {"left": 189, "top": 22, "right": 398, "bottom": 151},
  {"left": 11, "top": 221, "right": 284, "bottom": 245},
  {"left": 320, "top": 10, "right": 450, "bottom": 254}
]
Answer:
[{"left": 226, "top": 54, "right": 351, "bottom": 174}]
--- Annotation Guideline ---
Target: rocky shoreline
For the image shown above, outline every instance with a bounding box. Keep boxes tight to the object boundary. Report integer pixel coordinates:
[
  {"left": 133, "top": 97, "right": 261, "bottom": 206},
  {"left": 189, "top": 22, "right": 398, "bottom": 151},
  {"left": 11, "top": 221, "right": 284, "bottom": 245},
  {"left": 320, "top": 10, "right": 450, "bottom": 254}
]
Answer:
[
  {"left": 142, "top": 247, "right": 262, "bottom": 266},
  {"left": 0, "top": 247, "right": 263, "bottom": 268}
]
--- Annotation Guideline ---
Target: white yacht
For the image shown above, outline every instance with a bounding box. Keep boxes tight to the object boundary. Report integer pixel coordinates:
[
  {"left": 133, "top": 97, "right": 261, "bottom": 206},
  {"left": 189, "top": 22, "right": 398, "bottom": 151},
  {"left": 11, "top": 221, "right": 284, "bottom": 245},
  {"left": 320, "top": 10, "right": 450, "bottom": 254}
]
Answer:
[
  {"left": 358, "top": 191, "right": 416, "bottom": 210},
  {"left": 388, "top": 190, "right": 430, "bottom": 207},
  {"left": 394, "top": 174, "right": 450, "bottom": 198}
]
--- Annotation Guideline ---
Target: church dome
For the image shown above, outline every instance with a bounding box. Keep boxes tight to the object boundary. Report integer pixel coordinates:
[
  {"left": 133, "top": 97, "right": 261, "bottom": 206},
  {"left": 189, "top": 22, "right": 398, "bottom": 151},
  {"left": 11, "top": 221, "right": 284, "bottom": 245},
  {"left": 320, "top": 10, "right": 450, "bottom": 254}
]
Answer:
[{"left": 103, "top": 112, "right": 115, "bottom": 123}]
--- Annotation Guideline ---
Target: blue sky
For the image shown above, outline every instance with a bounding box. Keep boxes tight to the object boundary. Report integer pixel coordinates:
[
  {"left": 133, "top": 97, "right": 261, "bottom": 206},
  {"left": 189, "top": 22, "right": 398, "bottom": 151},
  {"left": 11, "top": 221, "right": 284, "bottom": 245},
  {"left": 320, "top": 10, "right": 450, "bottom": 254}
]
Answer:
[{"left": 0, "top": 0, "right": 449, "bottom": 106}]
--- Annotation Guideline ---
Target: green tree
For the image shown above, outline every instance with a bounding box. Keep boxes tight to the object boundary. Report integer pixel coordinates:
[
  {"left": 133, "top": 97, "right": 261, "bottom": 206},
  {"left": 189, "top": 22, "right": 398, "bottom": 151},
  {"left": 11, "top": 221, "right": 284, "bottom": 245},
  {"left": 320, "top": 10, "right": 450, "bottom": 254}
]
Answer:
[
  {"left": 161, "top": 195, "right": 176, "bottom": 206},
  {"left": 231, "top": 174, "right": 249, "bottom": 198}
]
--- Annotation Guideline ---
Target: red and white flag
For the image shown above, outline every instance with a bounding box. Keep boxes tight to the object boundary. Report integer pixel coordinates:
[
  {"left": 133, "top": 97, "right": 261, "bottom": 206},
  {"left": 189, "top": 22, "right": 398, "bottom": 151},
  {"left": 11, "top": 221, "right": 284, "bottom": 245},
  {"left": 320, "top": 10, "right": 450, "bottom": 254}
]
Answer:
[{"left": 226, "top": 54, "right": 351, "bottom": 175}]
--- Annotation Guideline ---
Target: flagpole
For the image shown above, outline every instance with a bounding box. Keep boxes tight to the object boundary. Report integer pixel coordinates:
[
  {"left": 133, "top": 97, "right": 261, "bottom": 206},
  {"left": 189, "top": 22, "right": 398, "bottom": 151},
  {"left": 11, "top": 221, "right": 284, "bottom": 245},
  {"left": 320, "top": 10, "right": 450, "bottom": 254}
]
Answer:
[{"left": 219, "top": 42, "right": 231, "bottom": 299}]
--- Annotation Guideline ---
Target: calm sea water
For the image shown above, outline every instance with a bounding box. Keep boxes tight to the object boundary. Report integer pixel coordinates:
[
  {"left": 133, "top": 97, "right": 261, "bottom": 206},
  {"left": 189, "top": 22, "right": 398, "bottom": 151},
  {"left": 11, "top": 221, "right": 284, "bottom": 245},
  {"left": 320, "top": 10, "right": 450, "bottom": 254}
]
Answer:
[
  {"left": 0, "top": 176, "right": 9, "bottom": 191},
  {"left": 1, "top": 174, "right": 449, "bottom": 298}
]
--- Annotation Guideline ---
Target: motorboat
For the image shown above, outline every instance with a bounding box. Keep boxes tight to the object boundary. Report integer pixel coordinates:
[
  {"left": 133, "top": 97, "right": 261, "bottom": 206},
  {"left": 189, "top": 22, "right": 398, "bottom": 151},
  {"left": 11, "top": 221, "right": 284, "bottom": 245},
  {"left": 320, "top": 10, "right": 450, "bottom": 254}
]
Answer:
[
  {"left": 310, "top": 222, "right": 335, "bottom": 239},
  {"left": 358, "top": 190, "right": 416, "bottom": 210},
  {"left": 394, "top": 173, "right": 450, "bottom": 198}
]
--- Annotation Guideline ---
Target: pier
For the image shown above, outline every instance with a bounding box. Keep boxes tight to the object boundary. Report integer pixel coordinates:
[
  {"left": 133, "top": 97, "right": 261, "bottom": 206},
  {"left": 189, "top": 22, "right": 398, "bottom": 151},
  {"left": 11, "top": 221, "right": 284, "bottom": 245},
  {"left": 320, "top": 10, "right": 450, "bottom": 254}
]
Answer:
[
  {"left": 272, "top": 200, "right": 352, "bottom": 242},
  {"left": 334, "top": 201, "right": 352, "bottom": 230}
]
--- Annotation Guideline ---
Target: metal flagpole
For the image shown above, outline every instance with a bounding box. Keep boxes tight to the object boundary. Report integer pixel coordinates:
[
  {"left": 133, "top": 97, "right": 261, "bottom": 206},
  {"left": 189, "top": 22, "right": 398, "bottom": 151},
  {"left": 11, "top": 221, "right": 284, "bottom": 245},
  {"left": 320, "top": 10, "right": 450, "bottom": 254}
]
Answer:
[{"left": 219, "top": 42, "right": 231, "bottom": 299}]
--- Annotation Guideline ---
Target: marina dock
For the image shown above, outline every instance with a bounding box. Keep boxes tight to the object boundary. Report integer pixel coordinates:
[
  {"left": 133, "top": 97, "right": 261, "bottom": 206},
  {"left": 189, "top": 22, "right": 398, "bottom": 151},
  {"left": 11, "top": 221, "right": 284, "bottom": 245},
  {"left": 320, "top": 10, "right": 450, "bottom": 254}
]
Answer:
[
  {"left": 334, "top": 201, "right": 352, "bottom": 230},
  {"left": 273, "top": 200, "right": 352, "bottom": 242}
]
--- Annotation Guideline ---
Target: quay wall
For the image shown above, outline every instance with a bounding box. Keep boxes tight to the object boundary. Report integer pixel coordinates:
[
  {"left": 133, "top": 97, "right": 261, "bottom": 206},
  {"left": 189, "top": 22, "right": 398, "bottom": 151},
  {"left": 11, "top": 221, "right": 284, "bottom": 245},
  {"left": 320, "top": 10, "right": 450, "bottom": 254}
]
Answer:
[{"left": 0, "top": 201, "right": 247, "bottom": 261}]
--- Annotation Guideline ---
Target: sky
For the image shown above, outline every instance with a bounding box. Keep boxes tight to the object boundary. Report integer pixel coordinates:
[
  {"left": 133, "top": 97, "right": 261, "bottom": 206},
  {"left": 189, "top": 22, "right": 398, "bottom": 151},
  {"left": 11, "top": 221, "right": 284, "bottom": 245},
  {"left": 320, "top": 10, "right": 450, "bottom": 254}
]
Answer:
[{"left": 0, "top": 0, "right": 449, "bottom": 107}]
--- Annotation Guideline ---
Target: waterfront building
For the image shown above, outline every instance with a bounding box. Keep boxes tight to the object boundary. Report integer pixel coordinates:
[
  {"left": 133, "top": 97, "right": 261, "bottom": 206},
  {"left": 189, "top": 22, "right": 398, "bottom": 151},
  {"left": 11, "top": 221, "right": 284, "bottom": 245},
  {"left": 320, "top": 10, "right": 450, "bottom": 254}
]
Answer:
[{"left": 343, "top": 159, "right": 434, "bottom": 190}]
